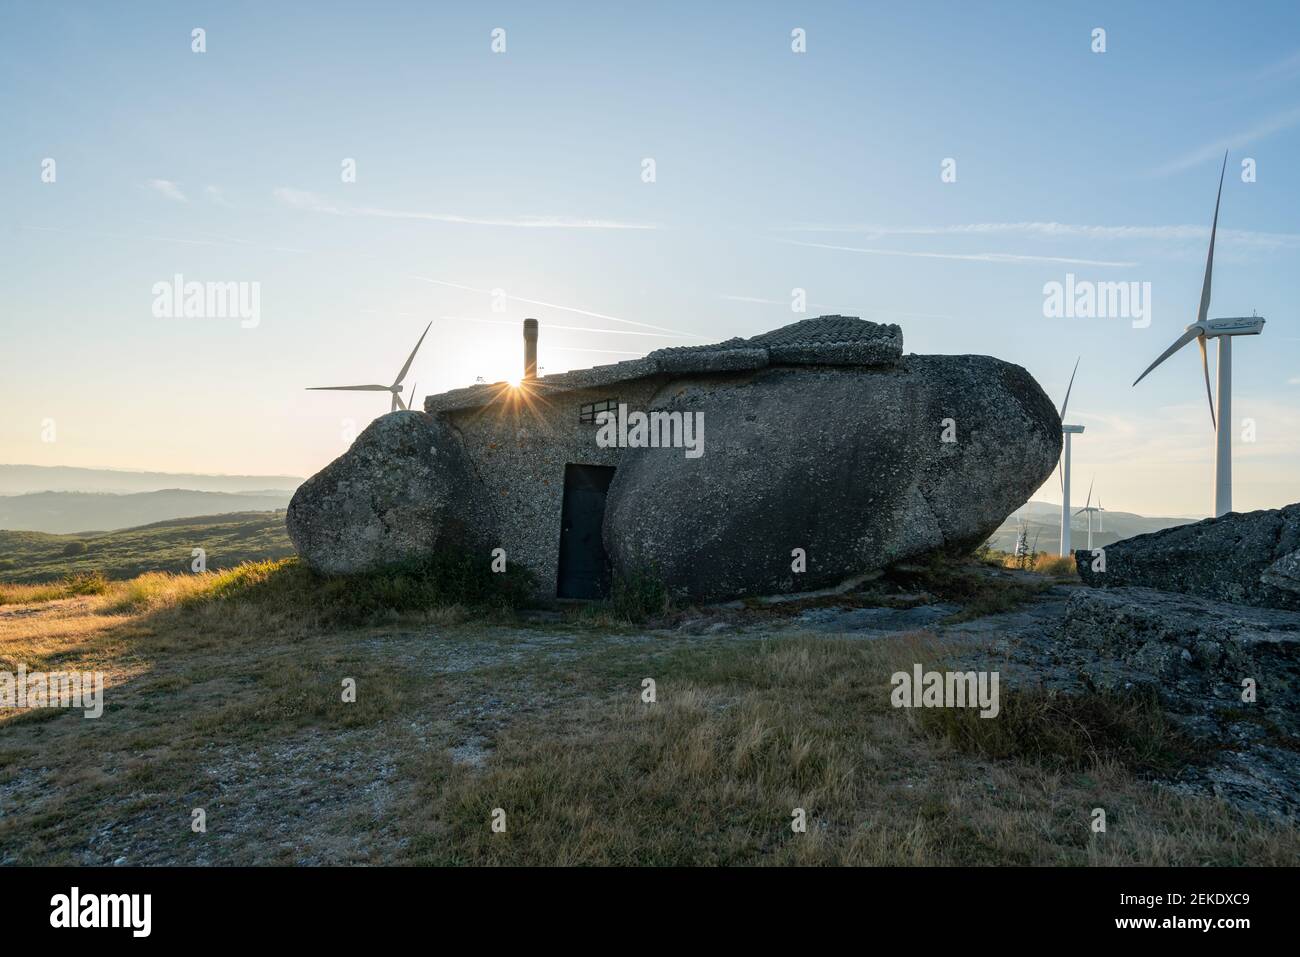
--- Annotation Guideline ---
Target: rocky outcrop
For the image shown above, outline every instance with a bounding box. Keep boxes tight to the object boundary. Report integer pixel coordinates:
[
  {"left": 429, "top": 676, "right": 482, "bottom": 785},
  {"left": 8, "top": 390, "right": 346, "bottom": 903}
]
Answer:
[
  {"left": 286, "top": 411, "right": 494, "bottom": 575},
  {"left": 1057, "top": 586, "right": 1300, "bottom": 818},
  {"left": 1075, "top": 504, "right": 1300, "bottom": 610},
  {"left": 601, "top": 355, "right": 1061, "bottom": 601},
  {"left": 1262, "top": 549, "right": 1300, "bottom": 600}
]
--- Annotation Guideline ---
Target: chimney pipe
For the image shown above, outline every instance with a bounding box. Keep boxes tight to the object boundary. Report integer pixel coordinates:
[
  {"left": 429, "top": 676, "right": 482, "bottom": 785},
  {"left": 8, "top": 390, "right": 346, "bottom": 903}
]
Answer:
[{"left": 523, "top": 318, "right": 538, "bottom": 380}]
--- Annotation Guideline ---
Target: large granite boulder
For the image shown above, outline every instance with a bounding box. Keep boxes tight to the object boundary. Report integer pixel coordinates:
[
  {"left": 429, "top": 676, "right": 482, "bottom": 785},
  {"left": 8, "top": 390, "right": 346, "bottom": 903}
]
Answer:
[
  {"left": 1075, "top": 504, "right": 1300, "bottom": 610},
  {"left": 286, "top": 411, "right": 494, "bottom": 575},
  {"left": 1262, "top": 549, "right": 1300, "bottom": 600},
  {"left": 602, "top": 355, "right": 1061, "bottom": 601}
]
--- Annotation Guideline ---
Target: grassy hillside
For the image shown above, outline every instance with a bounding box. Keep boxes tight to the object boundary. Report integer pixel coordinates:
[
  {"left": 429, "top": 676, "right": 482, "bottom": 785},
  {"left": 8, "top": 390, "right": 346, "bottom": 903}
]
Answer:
[
  {"left": 0, "top": 558, "right": 1293, "bottom": 865},
  {"left": 0, "top": 511, "right": 293, "bottom": 583},
  {"left": 986, "top": 501, "right": 1194, "bottom": 555},
  {"left": 0, "top": 463, "right": 300, "bottom": 495},
  {"left": 0, "top": 489, "right": 293, "bottom": 534}
]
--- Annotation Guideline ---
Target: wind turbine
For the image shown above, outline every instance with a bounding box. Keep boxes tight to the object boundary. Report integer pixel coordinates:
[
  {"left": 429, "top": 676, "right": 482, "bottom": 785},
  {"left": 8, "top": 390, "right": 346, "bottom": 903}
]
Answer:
[
  {"left": 1074, "top": 477, "right": 1103, "bottom": 550},
  {"left": 307, "top": 322, "right": 432, "bottom": 413},
  {"left": 1133, "top": 152, "right": 1266, "bottom": 517},
  {"left": 1056, "top": 357, "right": 1084, "bottom": 557}
]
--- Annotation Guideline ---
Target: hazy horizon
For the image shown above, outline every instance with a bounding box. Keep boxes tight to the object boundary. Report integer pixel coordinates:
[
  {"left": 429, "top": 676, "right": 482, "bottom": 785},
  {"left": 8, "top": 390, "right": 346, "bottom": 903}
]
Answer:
[{"left": 3, "top": 2, "right": 1298, "bottom": 518}]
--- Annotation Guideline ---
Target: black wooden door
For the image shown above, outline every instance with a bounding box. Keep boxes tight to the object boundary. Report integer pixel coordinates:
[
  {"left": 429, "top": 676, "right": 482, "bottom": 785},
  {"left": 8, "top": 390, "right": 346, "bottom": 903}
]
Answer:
[{"left": 556, "top": 464, "right": 616, "bottom": 599}]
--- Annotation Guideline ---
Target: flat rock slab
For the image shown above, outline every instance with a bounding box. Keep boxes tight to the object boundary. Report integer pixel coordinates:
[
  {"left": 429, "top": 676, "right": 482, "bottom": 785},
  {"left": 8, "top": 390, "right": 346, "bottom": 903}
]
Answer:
[{"left": 795, "top": 603, "right": 960, "bottom": 634}]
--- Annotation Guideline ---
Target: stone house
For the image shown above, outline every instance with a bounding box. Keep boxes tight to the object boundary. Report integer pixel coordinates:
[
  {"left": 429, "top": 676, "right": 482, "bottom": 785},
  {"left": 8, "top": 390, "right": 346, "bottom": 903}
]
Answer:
[
  {"left": 423, "top": 315, "right": 900, "bottom": 599},
  {"left": 289, "top": 314, "right": 1059, "bottom": 603}
]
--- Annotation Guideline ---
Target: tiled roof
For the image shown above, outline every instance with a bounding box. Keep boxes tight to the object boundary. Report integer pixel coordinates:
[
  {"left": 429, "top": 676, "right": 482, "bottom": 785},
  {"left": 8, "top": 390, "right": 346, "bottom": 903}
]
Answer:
[{"left": 425, "top": 315, "right": 903, "bottom": 413}]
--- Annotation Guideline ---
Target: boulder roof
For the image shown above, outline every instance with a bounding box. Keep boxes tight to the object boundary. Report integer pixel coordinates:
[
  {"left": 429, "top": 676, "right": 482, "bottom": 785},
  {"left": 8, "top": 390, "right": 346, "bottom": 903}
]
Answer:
[{"left": 424, "top": 314, "right": 902, "bottom": 413}]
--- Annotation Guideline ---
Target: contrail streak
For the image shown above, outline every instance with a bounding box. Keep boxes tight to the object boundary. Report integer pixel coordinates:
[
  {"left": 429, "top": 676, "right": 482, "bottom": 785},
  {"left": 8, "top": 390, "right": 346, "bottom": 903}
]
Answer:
[{"left": 414, "top": 277, "right": 698, "bottom": 337}]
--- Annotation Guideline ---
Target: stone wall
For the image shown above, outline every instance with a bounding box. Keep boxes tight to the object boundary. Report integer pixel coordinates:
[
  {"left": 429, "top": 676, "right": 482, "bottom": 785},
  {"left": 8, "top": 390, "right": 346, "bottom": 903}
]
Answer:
[{"left": 441, "top": 376, "right": 666, "bottom": 597}]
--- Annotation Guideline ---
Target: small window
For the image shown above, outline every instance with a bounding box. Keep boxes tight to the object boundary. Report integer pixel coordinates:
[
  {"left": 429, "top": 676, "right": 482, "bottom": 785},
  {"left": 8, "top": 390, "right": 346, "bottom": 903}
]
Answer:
[{"left": 579, "top": 398, "right": 619, "bottom": 424}]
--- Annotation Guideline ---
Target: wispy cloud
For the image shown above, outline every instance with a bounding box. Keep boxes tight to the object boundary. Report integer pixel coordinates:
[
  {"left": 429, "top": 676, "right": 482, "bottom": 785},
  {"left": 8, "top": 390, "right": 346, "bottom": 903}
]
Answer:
[
  {"left": 1153, "top": 106, "right": 1300, "bottom": 176},
  {"left": 439, "top": 315, "right": 690, "bottom": 340},
  {"left": 22, "top": 224, "right": 308, "bottom": 254},
  {"left": 275, "top": 187, "right": 657, "bottom": 230},
  {"left": 772, "top": 238, "right": 1137, "bottom": 268},
  {"left": 204, "top": 185, "right": 232, "bottom": 207},
  {"left": 147, "top": 179, "right": 187, "bottom": 202},
  {"left": 413, "top": 277, "right": 697, "bottom": 337},
  {"left": 1254, "top": 48, "right": 1300, "bottom": 84},
  {"left": 718, "top": 295, "right": 952, "bottom": 321},
  {"left": 770, "top": 221, "right": 1300, "bottom": 250}
]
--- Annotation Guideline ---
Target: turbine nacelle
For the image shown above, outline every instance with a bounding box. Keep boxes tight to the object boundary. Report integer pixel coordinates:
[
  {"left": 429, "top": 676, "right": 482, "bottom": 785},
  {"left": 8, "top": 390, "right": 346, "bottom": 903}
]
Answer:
[
  {"left": 1062, "top": 424, "right": 1085, "bottom": 434},
  {"left": 1196, "top": 316, "right": 1266, "bottom": 338}
]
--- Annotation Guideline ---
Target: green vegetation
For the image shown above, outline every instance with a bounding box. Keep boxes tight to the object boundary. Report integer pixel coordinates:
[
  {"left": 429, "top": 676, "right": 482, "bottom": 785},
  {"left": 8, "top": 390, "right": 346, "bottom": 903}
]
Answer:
[
  {"left": 883, "top": 555, "right": 1052, "bottom": 623},
  {"left": 0, "top": 571, "right": 111, "bottom": 606},
  {"left": 978, "top": 545, "right": 1079, "bottom": 578},
  {"left": 196, "top": 553, "right": 538, "bottom": 626},
  {"left": 608, "top": 566, "right": 673, "bottom": 623},
  {"left": 916, "top": 687, "right": 1202, "bottom": 777},
  {"left": 2, "top": 553, "right": 536, "bottom": 625},
  {"left": 0, "top": 511, "right": 292, "bottom": 584}
]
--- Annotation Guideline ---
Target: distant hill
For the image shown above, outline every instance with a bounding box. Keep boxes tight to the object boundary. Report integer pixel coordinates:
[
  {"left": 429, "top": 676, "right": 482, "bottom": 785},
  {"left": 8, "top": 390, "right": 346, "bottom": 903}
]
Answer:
[
  {"left": 0, "top": 464, "right": 301, "bottom": 496},
  {"left": 987, "top": 500, "right": 1196, "bottom": 556},
  {"left": 0, "top": 489, "right": 293, "bottom": 534},
  {"left": 0, "top": 511, "right": 294, "bottom": 583}
]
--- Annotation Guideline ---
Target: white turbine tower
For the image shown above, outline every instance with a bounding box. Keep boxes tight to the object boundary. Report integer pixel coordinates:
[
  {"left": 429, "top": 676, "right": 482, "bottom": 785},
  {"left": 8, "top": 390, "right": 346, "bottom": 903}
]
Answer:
[
  {"left": 1057, "top": 357, "right": 1084, "bottom": 557},
  {"left": 308, "top": 321, "right": 432, "bottom": 413},
  {"left": 1074, "top": 477, "right": 1103, "bottom": 551},
  {"left": 1133, "top": 152, "right": 1266, "bottom": 517}
]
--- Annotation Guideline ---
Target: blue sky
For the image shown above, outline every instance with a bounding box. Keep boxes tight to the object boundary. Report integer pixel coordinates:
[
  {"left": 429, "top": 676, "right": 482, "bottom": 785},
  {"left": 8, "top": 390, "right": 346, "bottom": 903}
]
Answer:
[{"left": 2, "top": 1, "right": 1298, "bottom": 516}]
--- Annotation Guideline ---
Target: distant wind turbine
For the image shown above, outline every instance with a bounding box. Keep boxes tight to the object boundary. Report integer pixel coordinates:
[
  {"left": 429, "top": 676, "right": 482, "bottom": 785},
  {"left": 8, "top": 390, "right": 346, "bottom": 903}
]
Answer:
[
  {"left": 1132, "top": 151, "right": 1266, "bottom": 517},
  {"left": 1074, "top": 477, "right": 1103, "bottom": 550},
  {"left": 307, "top": 322, "right": 431, "bottom": 413},
  {"left": 1057, "top": 357, "right": 1085, "bottom": 557}
]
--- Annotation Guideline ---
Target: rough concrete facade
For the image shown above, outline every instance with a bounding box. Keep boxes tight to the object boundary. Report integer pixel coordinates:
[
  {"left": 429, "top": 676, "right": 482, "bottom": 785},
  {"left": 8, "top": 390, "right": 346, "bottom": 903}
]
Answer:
[{"left": 439, "top": 377, "right": 664, "bottom": 596}]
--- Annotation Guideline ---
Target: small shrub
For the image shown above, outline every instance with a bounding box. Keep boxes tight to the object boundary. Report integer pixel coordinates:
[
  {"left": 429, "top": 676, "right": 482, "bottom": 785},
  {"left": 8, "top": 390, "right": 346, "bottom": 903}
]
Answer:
[
  {"left": 62, "top": 541, "right": 88, "bottom": 557},
  {"left": 197, "top": 552, "right": 537, "bottom": 626},
  {"left": 885, "top": 555, "right": 1046, "bottom": 623},
  {"left": 1033, "top": 553, "right": 1077, "bottom": 577},
  {"left": 609, "top": 567, "right": 672, "bottom": 623},
  {"left": 916, "top": 686, "right": 1200, "bottom": 776},
  {"left": 0, "top": 571, "right": 110, "bottom": 606}
]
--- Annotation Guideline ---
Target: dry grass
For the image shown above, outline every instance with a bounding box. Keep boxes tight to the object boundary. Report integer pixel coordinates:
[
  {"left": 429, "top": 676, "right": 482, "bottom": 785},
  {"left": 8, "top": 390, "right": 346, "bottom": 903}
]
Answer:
[
  {"left": 0, "top": 572, "right": 111, "bottom": 606},
  {"left": 0, "top": 566, "right": 1295, "bottom": 866},
  {"left": 1032, "top": 554, "right": 1078, "bottom": 576},
  {"left": 398, "top": 635, "right": 1295, "bottom": 866}
]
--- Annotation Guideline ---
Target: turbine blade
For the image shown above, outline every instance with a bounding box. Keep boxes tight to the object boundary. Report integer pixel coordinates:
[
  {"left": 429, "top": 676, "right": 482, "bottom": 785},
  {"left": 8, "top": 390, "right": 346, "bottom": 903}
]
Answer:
[
  {"left": 307, "top": 384, "right": 390, "bottom": 391},
  {"left": 391, "top": 393, "right": 400, "bottom": 412},
  {"left": 1197, "top": 151, "right": 1229, "bottom": 329},
  {"left": 1074, "top": 507, "right": 1087, "bottom": 517},
  {"left": 1199, "top": 334, "right": 1216, "bottom": 429},
  {"left": 1085, "top": 476, "right": 1094, "bottom": 510},
  {"left": 392, "top": 321, "right": 433, "bottom": 387},
  {"left": 1132, "top": 326, "right": 1200, "bottom": 386},
  {"left": 407, "top": 383, "right": 418, "bottom": 411},
  {"left": 1059, "top": 357, "right": 1080, "bottom": 422}
]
